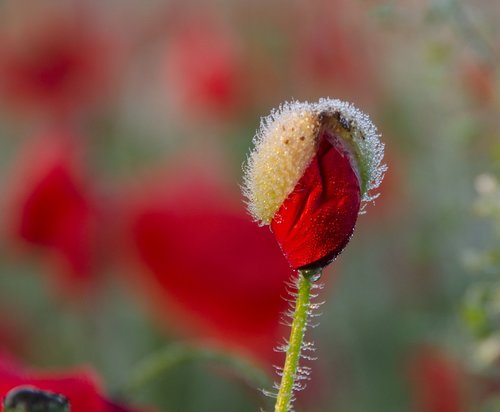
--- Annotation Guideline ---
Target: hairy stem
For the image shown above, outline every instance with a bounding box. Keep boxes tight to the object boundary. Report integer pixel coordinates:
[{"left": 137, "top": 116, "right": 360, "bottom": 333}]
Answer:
[{"left": 275, "top": 271, "right": 313, "bottom": 412}]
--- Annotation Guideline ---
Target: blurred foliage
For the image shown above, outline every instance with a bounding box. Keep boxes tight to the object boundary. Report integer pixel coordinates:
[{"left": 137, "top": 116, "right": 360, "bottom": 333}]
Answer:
[{"left": 462, "top": 174, "right": 500, "bottom": 386}]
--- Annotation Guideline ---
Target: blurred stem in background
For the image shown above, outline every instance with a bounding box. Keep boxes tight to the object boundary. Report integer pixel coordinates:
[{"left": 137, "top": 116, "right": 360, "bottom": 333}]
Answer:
[
  {"left": 117, "top": 343, "right": 271, "bottom": 400},
  {"left": 428, "top": 0, "right": 498, "bottom": 61}
]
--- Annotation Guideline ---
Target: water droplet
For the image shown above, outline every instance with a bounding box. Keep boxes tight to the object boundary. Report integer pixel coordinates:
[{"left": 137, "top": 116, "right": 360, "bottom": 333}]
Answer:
[{"left": 300, "top": 267, "right": 322, "bottom": 282}]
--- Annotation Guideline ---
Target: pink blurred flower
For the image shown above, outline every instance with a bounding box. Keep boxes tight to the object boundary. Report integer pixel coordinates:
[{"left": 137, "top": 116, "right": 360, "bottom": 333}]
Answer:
[
  {"left": 120, "top": 163, "right": 291, "bottom": 363},
  {"left": 6, "top": 131, "right": 103, "bottom": 298},
  {"left": 0, "top": 5, "right": 115, "bottom": 118},
  {"left": 0, "top": 355, "right": 153, "bottom": 412}
]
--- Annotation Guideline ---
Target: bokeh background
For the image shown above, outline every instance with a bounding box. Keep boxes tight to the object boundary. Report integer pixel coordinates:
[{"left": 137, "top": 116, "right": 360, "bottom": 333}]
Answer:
[{"left": 0, "top": 1, "right": 499, "bottom": 411}]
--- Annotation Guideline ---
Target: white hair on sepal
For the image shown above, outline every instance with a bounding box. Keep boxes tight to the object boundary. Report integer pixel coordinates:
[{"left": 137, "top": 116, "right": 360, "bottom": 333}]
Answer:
[
  {"left": 243, "top": 100, "right": 321, "bottom": 225},
  {"left": 243, "top": 98, "right": 386, "bottom": 226},
  {"left": 316, "top": 97, "right": 387, "bottom": 209}
]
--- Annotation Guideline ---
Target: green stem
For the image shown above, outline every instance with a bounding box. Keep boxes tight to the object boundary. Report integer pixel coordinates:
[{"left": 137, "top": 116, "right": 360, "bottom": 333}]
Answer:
[
  {"left": 275, "top": 272, "right": 313, "bottom": 412},
  {"left": 117, "top": 343, "right": 271, "bottom": 398}
]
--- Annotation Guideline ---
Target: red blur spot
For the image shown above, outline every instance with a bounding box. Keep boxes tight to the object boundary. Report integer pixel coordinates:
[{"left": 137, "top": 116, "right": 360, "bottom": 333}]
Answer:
[
  {"left": 0, "top": 10, "right": 114, "bottom": 117},
  {"left": 0, "top": 355, "right": 154, "bottom": 412},
  {"left": 122, "top": 166, "right": 291, "bottom": 363},
  {"left": 7, "top": 132, "right": 102, "bottom": 297},
  {"left": 408, "top": 347, "right": 468, "bottom": 412},
  {"left": 163, "top": 11, "right": 245, "bottom": 120}
]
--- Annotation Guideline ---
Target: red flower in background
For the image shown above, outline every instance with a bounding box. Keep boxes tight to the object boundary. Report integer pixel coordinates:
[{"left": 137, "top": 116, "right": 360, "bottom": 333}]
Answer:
[
  {"left": 0, "top": 6, "right": 114, "bottom": 117},
  {"left": 460, "top": 58, "right": 495, "bottom": 106},
  {"left": 163, "top": 9, "right": 246, "bottom": 120},
  {"left": 121, "top": 164, "right": 291, "bottom": 363},
  {"left": 0, "top": 355, "right": 153, "bottom": 412},
  {"left": 408, "top": 347, "right": 469, "bottom": 412},
  {"left": 6, "top": 131, "right": 102, "bottom": 297}
]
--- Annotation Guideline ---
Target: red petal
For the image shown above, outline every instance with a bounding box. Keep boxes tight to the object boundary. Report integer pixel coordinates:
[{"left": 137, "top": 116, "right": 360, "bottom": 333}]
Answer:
[
  {"left": 8, "top": 133, "right": 102, "bottom": 296},
  {"left": 0, "top": 355, "right": 153, "bottom": 412},
  {"left": 122, "top": 167, "right": 290, "bottom": 362},
  {"left": 271, "top": 131, "right": 361, "bottom": 269}
]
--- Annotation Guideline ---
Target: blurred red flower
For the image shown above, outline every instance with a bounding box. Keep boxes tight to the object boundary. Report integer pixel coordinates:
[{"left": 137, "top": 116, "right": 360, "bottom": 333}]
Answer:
[
  {"left": 408, "top": 347, "right": 469, "bottom": 412},
  {"left": 0, "top": 6, "right": 114, "bottom": 118},
  {"left": 6, "top": 131, "right": 103, "bottom": 298},
  {"left": 0, "top": 355, "right": 152, "bottom": 412},
  {"left": 121, "top": 164, "right": 291, "bottom": 364},
  {"left": 460, "top": 58, "right": 495, "bottom": 106},
  {"left": 162, "top": 9, "right": 246, "bottom": 121}
]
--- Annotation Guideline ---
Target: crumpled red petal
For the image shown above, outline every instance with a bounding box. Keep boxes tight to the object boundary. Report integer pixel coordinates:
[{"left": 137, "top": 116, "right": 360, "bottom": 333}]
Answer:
[{"left": 271, "top": 130, "right": 361, "bottom": 270}]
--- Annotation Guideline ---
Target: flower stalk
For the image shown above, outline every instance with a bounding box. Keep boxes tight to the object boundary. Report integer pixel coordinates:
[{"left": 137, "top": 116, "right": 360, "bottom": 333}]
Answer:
[{"left": 274, "top": 270, "right": 316, "bottom": 412}]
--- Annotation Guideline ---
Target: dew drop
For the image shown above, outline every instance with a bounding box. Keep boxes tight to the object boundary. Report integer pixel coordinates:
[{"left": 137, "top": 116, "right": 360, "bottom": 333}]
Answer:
[{"left": 300, "top": 267, "right": 322, "bottom": 282}]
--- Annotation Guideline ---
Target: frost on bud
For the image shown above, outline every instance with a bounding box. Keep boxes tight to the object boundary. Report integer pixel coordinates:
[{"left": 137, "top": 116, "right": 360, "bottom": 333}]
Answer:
[{"left": 243, "top": 98, "right": 386, "bottom": 270}]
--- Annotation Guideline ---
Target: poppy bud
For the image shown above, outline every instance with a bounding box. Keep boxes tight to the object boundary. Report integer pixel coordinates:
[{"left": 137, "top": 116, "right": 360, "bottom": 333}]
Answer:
[{"left": 243, "top": 98, "right": 386, "bottom": 270}]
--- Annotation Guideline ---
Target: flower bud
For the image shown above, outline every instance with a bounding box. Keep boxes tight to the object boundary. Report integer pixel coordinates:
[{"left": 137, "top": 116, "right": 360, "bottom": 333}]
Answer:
[{"left": 244, "top": 98, "right": 386, "bottom": 270}]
